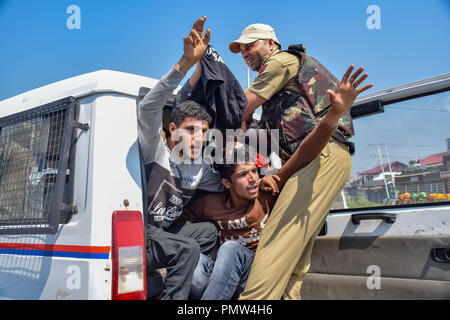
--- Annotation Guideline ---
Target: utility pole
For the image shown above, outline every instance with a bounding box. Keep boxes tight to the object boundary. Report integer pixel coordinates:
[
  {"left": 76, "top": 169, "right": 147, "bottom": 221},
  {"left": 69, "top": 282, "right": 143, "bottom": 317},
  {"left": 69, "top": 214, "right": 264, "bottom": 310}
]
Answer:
[
  {"left": 377, "top": 144, "right": 390, "bottom": 202},
  {"left": 383, "top": 143, "right": 397, "bottom": 199}
]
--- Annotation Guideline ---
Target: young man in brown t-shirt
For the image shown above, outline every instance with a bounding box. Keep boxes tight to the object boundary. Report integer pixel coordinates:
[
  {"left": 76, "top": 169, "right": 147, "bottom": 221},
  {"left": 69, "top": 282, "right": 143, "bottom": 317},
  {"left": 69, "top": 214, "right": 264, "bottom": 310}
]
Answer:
[{"left": 186, "top": 65, "right": 372, "bottom": 300}]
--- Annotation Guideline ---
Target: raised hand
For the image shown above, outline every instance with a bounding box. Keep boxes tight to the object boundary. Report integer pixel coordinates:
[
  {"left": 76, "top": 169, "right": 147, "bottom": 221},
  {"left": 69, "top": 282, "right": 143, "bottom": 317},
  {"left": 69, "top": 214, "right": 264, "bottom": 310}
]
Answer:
[
  {"left": 184, "top": 17, "right": 211, "bottom": 62},
  {"left": 321, "top": 65, "right": 373, "bottom": 129},
  {"left": 176, "top": 16, "right": 211, "bottom": 73},
  {"left": 327, "top": 65, "right": 373, "bottom": 115}
]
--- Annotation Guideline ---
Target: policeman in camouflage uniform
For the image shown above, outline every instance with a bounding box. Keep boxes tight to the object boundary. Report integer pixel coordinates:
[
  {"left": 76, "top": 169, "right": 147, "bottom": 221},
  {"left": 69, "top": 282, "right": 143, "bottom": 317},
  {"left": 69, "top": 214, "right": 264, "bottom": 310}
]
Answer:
[
  {"left": 257, "top": 49, "right": 356, "bottom": 160},
  {"left": 229, "top": 23, "right": 372, "bottom": 299}
]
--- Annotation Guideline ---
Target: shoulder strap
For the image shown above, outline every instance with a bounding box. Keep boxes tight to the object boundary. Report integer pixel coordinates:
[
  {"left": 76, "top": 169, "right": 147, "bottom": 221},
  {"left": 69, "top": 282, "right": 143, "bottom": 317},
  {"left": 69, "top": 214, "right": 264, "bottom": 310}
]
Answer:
[
  {"left": 287, "top": 44, "right": 307, "bottom": 53},
  {"left": 280, "top": 44, "right": 306, "bottom": 70}
]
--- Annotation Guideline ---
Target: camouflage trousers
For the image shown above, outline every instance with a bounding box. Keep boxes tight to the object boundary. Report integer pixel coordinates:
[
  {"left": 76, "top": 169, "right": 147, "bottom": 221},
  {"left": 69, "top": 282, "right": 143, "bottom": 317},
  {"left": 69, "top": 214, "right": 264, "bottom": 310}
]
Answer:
[{"left": 239, "top": 139, "right": 351, "bottom": 300}]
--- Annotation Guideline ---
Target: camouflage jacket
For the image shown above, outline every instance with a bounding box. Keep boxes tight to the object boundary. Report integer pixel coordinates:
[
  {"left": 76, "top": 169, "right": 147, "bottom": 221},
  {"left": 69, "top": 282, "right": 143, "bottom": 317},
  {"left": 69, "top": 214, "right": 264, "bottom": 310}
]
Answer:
[{"left": 258, "top": 45, "right": 355, "bottom": 160}]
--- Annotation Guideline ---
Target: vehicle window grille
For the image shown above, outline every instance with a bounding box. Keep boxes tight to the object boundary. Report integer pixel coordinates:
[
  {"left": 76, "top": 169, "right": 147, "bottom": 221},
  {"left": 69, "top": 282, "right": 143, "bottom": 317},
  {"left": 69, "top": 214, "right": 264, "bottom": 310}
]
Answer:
[{"left": 0, "top": 97, "right": 79, "bottom": 234}]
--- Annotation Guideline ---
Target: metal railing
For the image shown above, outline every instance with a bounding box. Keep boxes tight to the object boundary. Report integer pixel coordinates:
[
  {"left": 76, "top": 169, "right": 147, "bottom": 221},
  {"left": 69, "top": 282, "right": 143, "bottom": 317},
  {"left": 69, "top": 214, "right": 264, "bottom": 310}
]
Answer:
[{"left": 0, "top": 97, "right": 79, "bottom": 234}]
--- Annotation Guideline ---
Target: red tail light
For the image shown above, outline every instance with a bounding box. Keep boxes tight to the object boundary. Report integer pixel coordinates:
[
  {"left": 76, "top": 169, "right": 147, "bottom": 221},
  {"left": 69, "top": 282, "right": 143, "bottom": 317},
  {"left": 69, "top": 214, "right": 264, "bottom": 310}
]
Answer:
[{"left": 112, "top": 211, "right": 146, "bottom": 300}]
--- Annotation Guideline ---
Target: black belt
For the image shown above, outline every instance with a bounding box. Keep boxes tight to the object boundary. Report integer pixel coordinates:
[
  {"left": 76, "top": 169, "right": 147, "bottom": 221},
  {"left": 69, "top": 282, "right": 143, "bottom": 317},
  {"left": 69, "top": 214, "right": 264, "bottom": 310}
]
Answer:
[{"left": 332, "top": 131, "right": 354, "bottom": 155}]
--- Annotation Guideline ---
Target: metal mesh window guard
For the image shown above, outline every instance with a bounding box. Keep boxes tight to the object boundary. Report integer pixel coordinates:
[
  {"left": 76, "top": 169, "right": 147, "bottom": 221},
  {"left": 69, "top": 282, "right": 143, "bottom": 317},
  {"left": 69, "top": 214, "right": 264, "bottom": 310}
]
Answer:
[{"left": 0, "top": 97, "right": 78, "bottom": 234}]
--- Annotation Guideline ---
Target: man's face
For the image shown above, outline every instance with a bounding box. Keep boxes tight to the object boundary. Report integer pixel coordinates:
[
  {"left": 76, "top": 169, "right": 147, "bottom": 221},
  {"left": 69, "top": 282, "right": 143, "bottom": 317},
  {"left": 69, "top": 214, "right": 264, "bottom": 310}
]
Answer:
[
  {"left": 227, "top": 163, "right": 260, "bottom": 200},
  {"left": 240, "top": 40, "right": 273, "bottom": 72},
  {"left": 169, "top": 117, "right": 209, "bottom": 160}
]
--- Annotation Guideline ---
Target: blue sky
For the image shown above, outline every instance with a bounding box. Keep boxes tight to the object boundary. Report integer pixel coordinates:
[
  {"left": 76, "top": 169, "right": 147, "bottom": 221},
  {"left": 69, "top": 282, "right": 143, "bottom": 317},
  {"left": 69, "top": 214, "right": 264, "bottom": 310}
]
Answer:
[
  {"left": 0, "top": 0, "right": 449, "bottom": 174},
  {"left": 1, "top": 0, "right": 449, "bottom": 100}
]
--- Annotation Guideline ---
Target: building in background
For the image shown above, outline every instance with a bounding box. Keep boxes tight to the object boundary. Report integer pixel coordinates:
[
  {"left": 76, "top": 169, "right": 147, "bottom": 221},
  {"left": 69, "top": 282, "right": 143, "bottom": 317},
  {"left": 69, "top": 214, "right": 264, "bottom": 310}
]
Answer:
[{"left": 344, "top": 138, "right": 450, "bottom": 206}]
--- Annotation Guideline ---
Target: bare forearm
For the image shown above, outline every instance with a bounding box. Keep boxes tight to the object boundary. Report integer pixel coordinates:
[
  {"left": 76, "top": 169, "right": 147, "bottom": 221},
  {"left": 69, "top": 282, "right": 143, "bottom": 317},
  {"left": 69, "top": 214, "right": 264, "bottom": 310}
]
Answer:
[
  {"left": 322, "top": 107, "right": 342, "bottom": 130},
  {"left": 275, "top": 120, "right": 336, "bottom": 189},
  {"left": 188, "top": 63, "right": 202, "bottom": 89},
  {"left": 175, "top": 55, "right": 196, "bottom": 74},
  {"left": 244, "top": 90, "right": 267, "bottom": 120},
  {"left": 243, "top": 105, "right": 258, "bottom": 121},
  {"left": 275, "top": 101, "right": 343, "bottom": 188}
]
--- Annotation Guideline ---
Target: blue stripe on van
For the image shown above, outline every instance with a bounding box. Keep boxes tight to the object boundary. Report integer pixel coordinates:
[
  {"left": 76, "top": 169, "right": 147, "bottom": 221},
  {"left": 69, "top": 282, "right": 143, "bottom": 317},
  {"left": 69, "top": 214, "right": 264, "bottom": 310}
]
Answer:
[{"left": 0, "top": 248, "right": 109, "bottom": 259}]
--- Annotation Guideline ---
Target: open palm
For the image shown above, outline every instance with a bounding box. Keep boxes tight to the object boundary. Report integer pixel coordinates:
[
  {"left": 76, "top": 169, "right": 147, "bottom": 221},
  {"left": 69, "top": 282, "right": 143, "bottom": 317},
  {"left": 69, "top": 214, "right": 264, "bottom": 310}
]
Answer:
[
  {"left": 327, "top": 65, "right": 373, "bottom": 113},
  {"left": 183, "top": 16, "right": 211, "bottom": 63}
]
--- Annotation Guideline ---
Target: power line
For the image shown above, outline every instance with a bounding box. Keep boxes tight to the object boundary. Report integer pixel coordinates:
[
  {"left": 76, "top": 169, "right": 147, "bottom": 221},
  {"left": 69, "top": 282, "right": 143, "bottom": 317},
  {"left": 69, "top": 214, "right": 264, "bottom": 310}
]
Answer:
[
  {"left": 387, "top": 106, "right": 449, "bottom": 113},
  {"left": 368, "top": 142, "right": 446, "bottom": 147}
]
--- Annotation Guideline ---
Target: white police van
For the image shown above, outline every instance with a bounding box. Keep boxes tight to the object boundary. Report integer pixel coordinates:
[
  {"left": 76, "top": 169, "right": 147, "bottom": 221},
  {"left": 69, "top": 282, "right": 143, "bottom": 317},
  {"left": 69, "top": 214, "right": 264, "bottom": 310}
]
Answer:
[
  {"left": 0, "top": 70, "right": 168, "bottom": 299},
  {"left": 0, "top": 70, "right": 448, "bottom": 300}
]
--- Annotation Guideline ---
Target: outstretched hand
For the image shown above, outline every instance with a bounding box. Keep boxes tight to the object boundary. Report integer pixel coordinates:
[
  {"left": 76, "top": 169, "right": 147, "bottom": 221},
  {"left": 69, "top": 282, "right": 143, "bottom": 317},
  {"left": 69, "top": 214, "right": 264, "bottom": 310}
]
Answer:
[
  {"left": 327, "top": 65, "right": 373, "bottom": 115},
  {"left": 184, "top": 16, "right": 211, "bottom": 62},
  {"left": 321, "top": 65, "right": 373, "bottom": 129},
  {"left": 176, "top": 16, "right": 211, "bottom": 73}
]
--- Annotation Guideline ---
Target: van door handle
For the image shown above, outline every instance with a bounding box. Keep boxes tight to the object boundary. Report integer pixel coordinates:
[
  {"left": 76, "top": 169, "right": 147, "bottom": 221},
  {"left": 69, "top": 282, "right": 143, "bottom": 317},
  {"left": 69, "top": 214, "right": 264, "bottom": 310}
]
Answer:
[
  {"left": 351, "top": 213, "right": 396, "bottom": 225},
  {"left": 430, "top": 247, "right": 450, "bottom": 263}
]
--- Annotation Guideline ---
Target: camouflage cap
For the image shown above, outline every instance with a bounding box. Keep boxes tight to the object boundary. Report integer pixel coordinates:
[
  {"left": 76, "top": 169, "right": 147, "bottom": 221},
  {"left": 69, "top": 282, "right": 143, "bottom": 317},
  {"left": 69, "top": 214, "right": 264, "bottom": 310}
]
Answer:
[{"left": 229, "top": 23, "right": 280, "bottom": 53}]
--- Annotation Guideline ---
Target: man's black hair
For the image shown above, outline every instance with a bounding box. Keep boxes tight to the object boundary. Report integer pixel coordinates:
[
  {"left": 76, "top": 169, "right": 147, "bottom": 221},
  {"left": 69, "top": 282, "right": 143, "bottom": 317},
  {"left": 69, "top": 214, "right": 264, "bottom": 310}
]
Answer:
[
  {"left": 214, "top": 143, "right": 257, "bottom": 181},
  {"left": 170, "top": 100, "right": 212, "bottom": 127}
]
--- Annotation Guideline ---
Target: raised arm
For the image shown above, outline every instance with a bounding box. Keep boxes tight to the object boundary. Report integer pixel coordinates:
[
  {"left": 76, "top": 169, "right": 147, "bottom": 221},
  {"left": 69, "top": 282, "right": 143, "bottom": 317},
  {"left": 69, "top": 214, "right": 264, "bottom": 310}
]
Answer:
[
  {"left": 137, "top": 16, "right": 211, "bottom": 163},
  {"left": 173, "top": 62, "right": 202, "bottom": 106}
]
